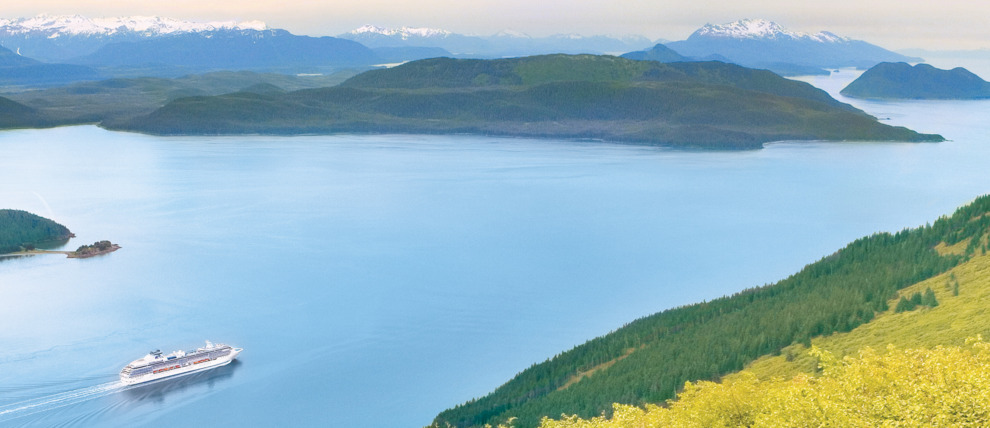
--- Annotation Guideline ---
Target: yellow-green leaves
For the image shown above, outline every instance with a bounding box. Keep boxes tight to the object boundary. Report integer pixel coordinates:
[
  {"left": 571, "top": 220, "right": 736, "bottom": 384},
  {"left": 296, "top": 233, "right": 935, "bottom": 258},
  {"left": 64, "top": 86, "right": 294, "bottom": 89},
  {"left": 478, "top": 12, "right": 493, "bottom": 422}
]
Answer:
[{"left": 542, "top": 340, "right": 990, "bottom": 427}]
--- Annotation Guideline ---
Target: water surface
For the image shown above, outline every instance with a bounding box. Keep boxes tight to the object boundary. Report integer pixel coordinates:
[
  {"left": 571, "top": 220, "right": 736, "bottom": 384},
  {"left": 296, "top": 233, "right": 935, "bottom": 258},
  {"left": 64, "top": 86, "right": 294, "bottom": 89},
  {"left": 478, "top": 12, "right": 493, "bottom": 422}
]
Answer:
[{"left": 2, "top": 72, "right": 990, "bottom": 427}]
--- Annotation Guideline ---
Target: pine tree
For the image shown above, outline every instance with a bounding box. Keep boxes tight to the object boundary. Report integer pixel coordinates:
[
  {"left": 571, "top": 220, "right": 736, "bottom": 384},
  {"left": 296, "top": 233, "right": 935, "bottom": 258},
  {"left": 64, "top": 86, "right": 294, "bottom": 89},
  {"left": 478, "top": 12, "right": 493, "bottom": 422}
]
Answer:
[
  {"left": 922, "top": 287, "right": 939, "bottom": 307},
  {"left": 910, "top": 292, "right": 923, "bottom": 307},
  {"left": 895, "top": 296, "right": 915, "bottom": 313}
]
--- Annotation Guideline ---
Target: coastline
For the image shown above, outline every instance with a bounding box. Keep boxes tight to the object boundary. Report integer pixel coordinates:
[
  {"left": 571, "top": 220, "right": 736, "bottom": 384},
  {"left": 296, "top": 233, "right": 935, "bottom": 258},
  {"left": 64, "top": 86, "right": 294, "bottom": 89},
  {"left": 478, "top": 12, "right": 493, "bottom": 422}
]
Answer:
[{"left": 1, "top": 244, "right": 120, "bottom": 258}]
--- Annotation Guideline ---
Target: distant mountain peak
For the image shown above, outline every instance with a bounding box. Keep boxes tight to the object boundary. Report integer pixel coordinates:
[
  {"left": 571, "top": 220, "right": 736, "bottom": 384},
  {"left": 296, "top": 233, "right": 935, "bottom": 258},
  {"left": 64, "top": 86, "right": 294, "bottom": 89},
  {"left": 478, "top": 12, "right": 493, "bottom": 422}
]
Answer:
[
  {"left": 0, "top": 14, "right": 267, "bottom": 38},
  {"left": 693, "top": 19, "right": 848, "bottom": 43},
  {"left": 348, "top": 25, "right": 452, "bottom": 39},
  {"left": 492, "top": 29, "right": 531, "bottom": 39}
]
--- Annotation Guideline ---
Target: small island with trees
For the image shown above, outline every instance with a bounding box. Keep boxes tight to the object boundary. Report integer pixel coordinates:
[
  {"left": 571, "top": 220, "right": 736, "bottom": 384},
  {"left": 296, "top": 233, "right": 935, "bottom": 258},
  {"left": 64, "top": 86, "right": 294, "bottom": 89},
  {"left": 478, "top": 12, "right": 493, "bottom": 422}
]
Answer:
[
  {"left": 0, "top": 209, "right": 119, "bottom": 258},
  {"left": 69, "top": 240, "right": 121, "bottom": 258}
]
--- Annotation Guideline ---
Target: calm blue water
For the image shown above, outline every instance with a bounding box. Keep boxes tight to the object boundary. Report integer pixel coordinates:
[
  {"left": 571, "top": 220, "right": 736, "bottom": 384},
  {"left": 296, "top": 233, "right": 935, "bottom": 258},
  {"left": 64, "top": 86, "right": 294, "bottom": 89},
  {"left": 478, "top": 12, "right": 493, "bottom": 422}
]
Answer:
[{"left": 2, "top": 71, "right": 990, "bottom": 427}]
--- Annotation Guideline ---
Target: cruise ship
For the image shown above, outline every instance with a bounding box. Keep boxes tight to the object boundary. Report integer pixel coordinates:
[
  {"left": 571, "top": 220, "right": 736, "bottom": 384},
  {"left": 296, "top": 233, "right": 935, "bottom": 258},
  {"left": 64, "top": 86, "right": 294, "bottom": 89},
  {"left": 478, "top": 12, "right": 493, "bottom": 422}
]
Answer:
[{"left": 119, "top": 341, "right": 242, "bottom": 385}]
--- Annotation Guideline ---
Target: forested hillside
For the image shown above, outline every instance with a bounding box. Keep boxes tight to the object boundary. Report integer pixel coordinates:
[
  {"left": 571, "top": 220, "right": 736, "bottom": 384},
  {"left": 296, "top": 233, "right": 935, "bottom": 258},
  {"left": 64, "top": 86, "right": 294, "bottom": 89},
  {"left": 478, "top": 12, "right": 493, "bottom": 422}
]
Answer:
[
  {"left": 433, "top": 195, "right": 990, "bottom": 428},
  {"left": 112, "top": 55, "right": 941, "bottom": 149},
  {"left": 538, "top": 231, "right": 990, "bottom": 427},
  {"left": 0, "top": 96, "right": 55, "bottom": 129},
  {"left": 0, "top": 209, "right": 72, "bottom": 253}
]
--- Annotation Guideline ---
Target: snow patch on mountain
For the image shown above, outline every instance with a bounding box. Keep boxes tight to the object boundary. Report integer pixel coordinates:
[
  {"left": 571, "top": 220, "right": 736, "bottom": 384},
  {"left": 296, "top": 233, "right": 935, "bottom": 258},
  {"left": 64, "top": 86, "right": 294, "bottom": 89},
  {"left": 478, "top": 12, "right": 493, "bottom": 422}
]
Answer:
[
  {"left": 349, "top": 25, "right": 452, "bottom": 39},
  {"left": 0, "top": 15, "right": 267, "bottom": 38},
  {"left": 492, "top": 30, "right": 530, "bottom": 39},
  {"left": 694, "top": 19, "right": 848, "bottom": 43}
]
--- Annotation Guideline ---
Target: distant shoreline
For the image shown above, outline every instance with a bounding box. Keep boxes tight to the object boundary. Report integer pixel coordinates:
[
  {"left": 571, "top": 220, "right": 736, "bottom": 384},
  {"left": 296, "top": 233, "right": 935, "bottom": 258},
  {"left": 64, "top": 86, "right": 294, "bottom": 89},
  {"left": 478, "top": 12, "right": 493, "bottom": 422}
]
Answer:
[{"left": 1, "top": 244, "right": 120, "bottom": 259}]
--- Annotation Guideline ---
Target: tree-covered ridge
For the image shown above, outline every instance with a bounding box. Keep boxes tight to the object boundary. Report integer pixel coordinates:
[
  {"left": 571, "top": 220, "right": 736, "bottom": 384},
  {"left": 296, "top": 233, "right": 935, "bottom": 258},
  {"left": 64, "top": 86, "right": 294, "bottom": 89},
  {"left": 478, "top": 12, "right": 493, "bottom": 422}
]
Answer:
[
  {"left": 432, "top": 195, "right": 990, "bottom": 428},
  {"left": 0, "top": 209, "right": 72, "bottom": 253},
  {"left": 6, "top": 70, "right": 355, "bottom": 124},
  {"left": 112, "top": 55, "right": 942, "bottom": 149},
  {"left": 0, "top": 96, "right": 52, "bottom": 129},
  {"left": 339, "top": 55, "right": 852, "bottom": 112},
  {"left": 540, "top": 341, "right": 990, "bottom": 427},
  {"left": 721, "top": 238, "right": 990, "bottom": 384}
]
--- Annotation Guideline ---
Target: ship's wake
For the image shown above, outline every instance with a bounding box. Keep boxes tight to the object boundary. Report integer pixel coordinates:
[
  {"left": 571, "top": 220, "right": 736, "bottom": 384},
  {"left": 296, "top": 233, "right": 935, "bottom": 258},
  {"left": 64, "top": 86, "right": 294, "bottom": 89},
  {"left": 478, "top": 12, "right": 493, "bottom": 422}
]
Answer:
[
  {"left": 0, "top": 361, "right": 241, "bottom": 425},
  {"left": 0, "top": 381, "right": 126, "bottom": 423}
]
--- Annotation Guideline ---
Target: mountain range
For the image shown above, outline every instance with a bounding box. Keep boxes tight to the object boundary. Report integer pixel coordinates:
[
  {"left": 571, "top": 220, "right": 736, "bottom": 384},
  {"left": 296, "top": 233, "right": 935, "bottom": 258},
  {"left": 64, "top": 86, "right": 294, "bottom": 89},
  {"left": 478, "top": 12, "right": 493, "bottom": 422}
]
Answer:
[
  {"left": 0, "top": 16, "right": 382, "bottom": 80},
  {"left": 0, "top": 44, "right": 101, "bottom": 86},
  {"left": 0, "top": 15, "right": 267, "bottom": 62},
  {"left": 665, "top": 19, "right": 922, "bottom": 75},
  {"left": 70, "top": 29, "right": 378, "bottom": 73},
  {"left": 0, "top": 15, "right": 932, "bottom": 86},
  {"left": 337, "top": 25, "right": 655, "bottom": 57}
]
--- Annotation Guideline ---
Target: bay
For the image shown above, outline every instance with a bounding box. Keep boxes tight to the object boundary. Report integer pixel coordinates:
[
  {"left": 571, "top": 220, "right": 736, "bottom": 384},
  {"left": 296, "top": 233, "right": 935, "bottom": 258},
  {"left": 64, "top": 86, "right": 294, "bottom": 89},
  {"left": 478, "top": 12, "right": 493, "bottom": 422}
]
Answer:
[{"left": 2, "top": 71, "right": 990, "bottom": 427}]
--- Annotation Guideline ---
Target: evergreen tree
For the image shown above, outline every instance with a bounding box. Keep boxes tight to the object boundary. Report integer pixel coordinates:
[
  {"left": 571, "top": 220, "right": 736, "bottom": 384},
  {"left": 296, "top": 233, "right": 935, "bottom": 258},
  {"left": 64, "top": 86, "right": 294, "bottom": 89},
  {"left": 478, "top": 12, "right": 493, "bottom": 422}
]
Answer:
[
  {"left": 910, "top": 292, "right": 923, "bottom": 307},
  {"left": 894, "top": 297, "right": 915, "bottom": 313},
  {"left": 922, "top": 287, "right": 938, "bottom": 307}
]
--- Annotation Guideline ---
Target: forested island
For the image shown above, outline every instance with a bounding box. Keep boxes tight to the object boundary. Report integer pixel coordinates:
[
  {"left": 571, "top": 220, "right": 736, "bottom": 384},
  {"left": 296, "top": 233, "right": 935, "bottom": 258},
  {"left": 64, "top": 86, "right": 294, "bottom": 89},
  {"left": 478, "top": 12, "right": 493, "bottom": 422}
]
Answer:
[
  {"left": 108, "top": 55, "right": 942, "bottom": 149},
  {"left": 433, "top": 194, "right": 990, "bottom": 428},
  {"left": 0, "top": 209, "right": 118, "bottom": 258},
  {"left": 0, "top": 209, "right": 73, "bottom": 254},
  {"left": 841, "top": 62, "right": 990, "bottom": 99},
  {"left": 69, "top": 240, "right": 120, "bottom": 258}
]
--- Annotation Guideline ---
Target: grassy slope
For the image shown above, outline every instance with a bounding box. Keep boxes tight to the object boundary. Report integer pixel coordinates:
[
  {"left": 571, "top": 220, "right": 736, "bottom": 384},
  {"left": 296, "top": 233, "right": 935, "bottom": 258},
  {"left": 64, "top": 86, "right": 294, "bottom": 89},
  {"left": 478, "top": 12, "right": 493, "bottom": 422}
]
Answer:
[
  {"left": 112, "top": 55, "right": 942, "bottom": 149},
  {"left": 533, "top": 230, "right": 990, "bottom": 427},
  {"left": 735, "top": 239, "right": 990, "bottom": 382},
  {"left": 433, "top": 196, "right": 990, "bottom": 428}
]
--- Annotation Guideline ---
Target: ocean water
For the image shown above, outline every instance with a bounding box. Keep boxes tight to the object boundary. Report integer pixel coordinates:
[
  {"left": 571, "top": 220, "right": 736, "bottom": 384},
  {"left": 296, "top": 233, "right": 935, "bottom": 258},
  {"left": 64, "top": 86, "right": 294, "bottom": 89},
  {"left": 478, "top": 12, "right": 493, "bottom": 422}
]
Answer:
[{"left": 2, "top": 72, "right": 990, "bottom": 427}]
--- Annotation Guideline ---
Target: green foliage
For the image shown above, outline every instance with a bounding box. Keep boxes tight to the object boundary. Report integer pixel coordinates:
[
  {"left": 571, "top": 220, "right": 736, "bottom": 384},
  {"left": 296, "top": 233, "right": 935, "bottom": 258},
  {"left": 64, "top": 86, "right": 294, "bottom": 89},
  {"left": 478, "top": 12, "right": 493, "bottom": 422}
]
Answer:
[
  {"left": 894, "top": 287, "right": 939, "bottom": 313},
  {"left": 923, "top": 287, "right": 939, "bottom": 307},
  {"left": 946, "top": 272, "right": 957, "bottom": 292},
  {"left": 540, "top": 341, "right": 990, "bottom": 427},
  {"left": 8, "top": 70, "right": 355, "bottom": 124},
  {"left": 894, "top": 296, "right": 915, "bottom": 313},
  {"left": 0, "top": 209, "right": 72, "bottom": 253},
  {"left": 910, "top": 291, "right": 923, "bottom": 306},
  {"left": 433, "top": 195, "right": 990, "bottom": 428},
  {"left": 73, "top": 240, "right": 115, "bottom": 256},
  {"left": 114, "top": 55, "right": 943, "bottom": 149}
]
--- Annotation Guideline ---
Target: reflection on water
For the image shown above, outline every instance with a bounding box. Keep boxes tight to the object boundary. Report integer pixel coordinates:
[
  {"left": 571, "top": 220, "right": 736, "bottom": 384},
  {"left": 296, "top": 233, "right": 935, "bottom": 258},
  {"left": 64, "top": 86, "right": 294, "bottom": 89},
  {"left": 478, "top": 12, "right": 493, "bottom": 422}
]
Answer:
[{"left": 121, "top": 360, "right": 241, "bottom": 404}]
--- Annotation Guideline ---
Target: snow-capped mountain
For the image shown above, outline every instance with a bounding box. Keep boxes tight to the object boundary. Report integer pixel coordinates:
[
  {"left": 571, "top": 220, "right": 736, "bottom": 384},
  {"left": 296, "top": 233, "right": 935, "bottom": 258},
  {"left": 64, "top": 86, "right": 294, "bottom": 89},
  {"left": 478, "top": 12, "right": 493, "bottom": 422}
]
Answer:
[
  {"left": 666, "top": 19, "right": 920, "bottom": 75},
  {"left": 0, "top": 15, "right": 266, "bottom": 37},
  {"left": 0, "top": 15, "right": 268, "bottom": 61},
  {"left": 340, "top": 25, "right": 489, "bottom": 54},
  {"left": 70, "top": 28, "right": 378, "bottom": 73},
  {"left": 338, "top": 25, "right": 653, "bottom": 57},
  {"left": 693, "top": 18, "right": 846, "bottom": 43},
  {"left": 349, "top": 25, "right": 452, "bottom": 40}
]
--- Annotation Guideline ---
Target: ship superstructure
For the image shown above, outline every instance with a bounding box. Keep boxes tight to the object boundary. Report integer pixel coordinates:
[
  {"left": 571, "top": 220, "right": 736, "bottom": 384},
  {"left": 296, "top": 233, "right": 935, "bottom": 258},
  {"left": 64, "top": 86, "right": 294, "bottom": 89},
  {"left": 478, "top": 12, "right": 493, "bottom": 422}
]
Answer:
[{"left": 120, "top": 341, "right": 242, "bottom": 385}]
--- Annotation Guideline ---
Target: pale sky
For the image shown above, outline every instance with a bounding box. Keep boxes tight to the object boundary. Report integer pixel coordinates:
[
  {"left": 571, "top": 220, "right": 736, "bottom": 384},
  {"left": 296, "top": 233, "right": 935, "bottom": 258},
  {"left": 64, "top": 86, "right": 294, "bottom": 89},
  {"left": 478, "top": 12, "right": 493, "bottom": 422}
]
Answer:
[{"left": 4, "top": 0, "right": 988, "bottom": 50}]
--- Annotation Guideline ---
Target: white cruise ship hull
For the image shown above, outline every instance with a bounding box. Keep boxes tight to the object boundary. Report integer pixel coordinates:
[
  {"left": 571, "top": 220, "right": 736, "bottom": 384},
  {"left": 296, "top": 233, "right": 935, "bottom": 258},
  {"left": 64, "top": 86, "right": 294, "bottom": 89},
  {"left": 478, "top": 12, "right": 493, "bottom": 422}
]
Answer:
[{"left": 120, "top": 342, "right": 242, "bottom": 386}]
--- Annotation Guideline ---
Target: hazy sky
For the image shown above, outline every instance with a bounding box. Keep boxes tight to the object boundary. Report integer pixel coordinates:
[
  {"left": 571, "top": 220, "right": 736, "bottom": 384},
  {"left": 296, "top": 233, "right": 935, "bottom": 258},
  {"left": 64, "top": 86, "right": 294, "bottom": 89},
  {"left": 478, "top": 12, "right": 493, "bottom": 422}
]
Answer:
[{"left": 4, "top": 0, "right": 988, "bottom": 50}]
